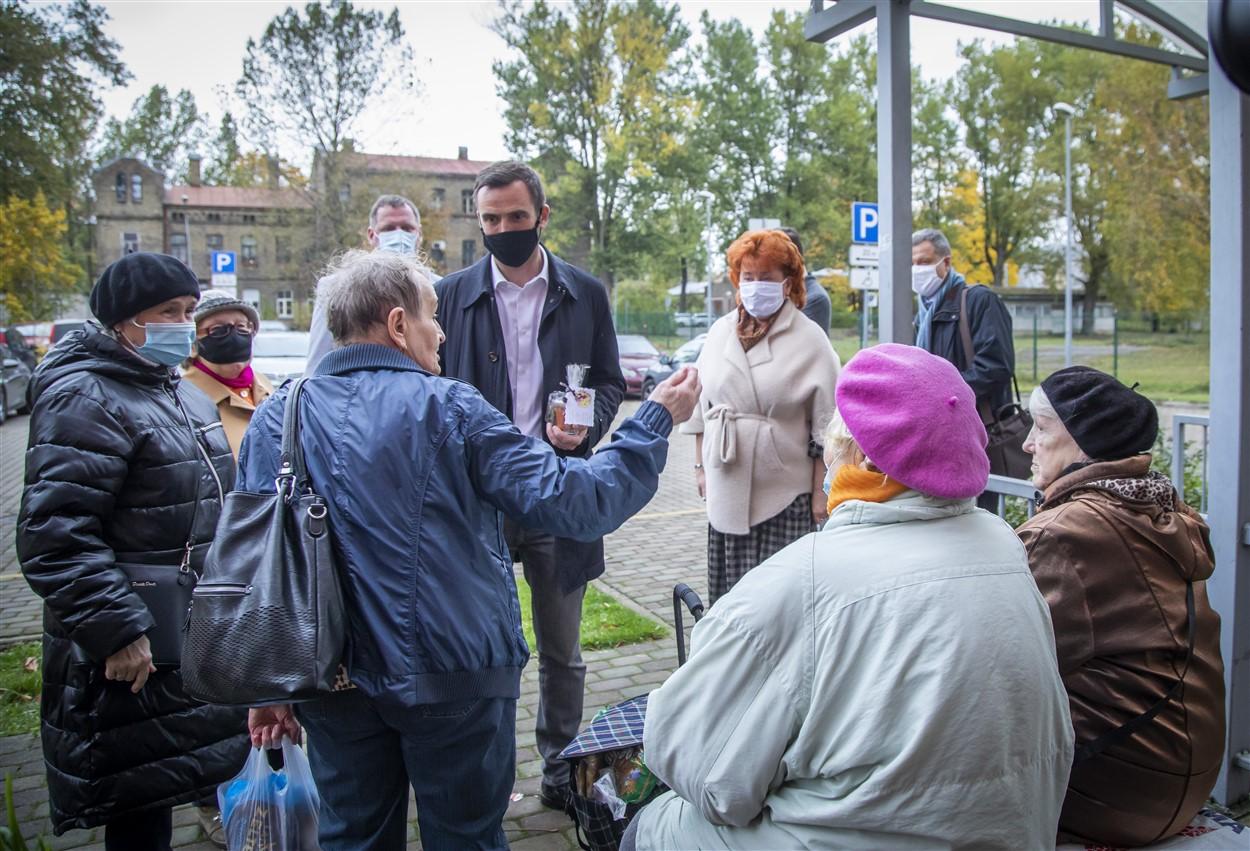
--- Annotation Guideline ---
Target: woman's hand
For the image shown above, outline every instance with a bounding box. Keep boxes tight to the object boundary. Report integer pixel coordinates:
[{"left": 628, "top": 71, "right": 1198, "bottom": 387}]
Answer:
[
  {"left": 104, "top": 635, "right": 156, "bottom": 694},
  {"left": 811, "top": 459, "right": 830, "bottom": 526},
  {"left": 248, "top": 705, "right": 302, "bottom": 748},
  {"left": 696, "top": 466, "right": 707, "bottom": 499}
]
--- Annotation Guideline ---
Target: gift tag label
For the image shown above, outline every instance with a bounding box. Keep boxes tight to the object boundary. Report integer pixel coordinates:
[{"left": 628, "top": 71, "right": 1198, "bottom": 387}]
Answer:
[{"left": 564, "top": 388, "right": 596, "bottom": 427}]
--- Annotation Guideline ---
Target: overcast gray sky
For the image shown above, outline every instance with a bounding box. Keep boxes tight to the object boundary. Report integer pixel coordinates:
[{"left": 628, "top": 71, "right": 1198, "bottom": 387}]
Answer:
[{"left": 97, "top": 0, "right": 1106, "bottom": 167}]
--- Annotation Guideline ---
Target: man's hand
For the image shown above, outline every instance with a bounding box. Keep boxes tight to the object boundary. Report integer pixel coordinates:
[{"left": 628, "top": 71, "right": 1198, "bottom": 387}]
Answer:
[
  {"left": 546, "top": 423, "right": 589, "bottom": 451},
  {"left": 249, "top": 705, "right": 302, "bottom": 749},
  {"left": 650, "top": 367, "right": 701, "bottom": 425},
  {"left": 104, "top": 635, "right": 155, "bottom": 694}
]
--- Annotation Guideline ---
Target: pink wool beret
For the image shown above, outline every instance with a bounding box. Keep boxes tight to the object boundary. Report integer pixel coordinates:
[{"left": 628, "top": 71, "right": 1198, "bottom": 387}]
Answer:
[{"left": 835, "top": 343, "right": 989, "bottom": 499}]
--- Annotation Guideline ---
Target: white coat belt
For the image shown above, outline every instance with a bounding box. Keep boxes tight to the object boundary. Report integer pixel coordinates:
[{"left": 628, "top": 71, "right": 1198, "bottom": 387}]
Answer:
[{"left": 705, "top": 404, "right": 769, "bottom": 466}]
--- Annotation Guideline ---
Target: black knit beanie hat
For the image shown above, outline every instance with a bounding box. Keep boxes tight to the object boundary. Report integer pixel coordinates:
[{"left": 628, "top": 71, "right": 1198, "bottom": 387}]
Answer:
[
  {"left": 90, "top": 252, "right": 201, "bottom": 328},
  {"left": 1040, "top": 366, "right": 1159, "bottom": 461}
]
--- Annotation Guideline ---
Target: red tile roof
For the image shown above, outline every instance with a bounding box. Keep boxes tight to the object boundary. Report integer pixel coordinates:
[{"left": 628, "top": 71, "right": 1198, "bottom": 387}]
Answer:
[
  {"left": 346, "top": 152, "right": 495, "bottom": 177},
  {"left": 163, "top": 185, "right": 312, "bottom": 209}
]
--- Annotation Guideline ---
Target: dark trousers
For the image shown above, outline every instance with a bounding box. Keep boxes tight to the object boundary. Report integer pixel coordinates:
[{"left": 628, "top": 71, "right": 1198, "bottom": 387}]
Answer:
[
  {"left": 296, "top": 688, "right": 516, "bottom": 851},
  {"left": 104, "top": 806, "right": 172, "bottom": 851},
  {"left": 504, "top": 520, "right": 587, "bottom": 789}
]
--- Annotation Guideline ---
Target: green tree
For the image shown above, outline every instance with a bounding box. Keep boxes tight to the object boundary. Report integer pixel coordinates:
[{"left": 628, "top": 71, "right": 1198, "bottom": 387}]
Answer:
[
  {"left": 913, "top": 76, "right": 967, "bottom": 231},
  {"left": 236, "top": 0, "right": 415, "bottom": 246},
  {"left": 0, "top": 0, "right": 127, "bottom": 274},
  {"left": 98, "top": 85, "right": 204, "bottom": 181},
  {"left": 204, "top": 112, "right": 242, "bottom": 185},
  {"left": 0, "top": 192, "right": 84, "bottom": 321},
  {"left": 954, "top": 39, "right": 1059, "bottom": 287},
  {"left": 492, "top": 0, "right": 694, "bottom": 286}
]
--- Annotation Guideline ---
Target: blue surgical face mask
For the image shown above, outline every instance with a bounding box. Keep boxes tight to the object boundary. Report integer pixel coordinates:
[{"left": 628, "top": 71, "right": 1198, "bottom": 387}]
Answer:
[
  {"left": 131, "top": 319, "right": 196, "bottom": 366},
  {"left": 822, "top": 464, "right": 834, "bottom": 496},
  {"left": 377, "top": 229, "right": 417, "bottom": 255}
]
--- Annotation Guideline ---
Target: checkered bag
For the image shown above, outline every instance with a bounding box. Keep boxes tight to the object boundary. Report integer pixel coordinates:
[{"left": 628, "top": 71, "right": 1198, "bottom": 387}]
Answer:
[{"left": 560, "top": 695, "right": 664, "bottom": 851}]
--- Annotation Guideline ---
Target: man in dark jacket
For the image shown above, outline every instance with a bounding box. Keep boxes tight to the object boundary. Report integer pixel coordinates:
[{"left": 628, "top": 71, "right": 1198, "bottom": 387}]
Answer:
[
  {"left": 435, "top": 161, "right": 626, "bottom": 810},
  {"left": 780, "top": 226, "right": 832, "bottom": 334},
  {"left": 240, "top": 249, "right": 699, "bottom": 849},
  {"left": 911, "top": 228, "right": 1015, "bottom": 415},
  {"left": 18, "top": 253, "right": 248, "bottom": 843}
]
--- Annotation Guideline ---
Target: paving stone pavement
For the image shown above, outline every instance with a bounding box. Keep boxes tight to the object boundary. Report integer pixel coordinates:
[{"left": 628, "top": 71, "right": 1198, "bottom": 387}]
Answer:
[{"left": 0, "top": 399, "right": 709, "bottom": 848}]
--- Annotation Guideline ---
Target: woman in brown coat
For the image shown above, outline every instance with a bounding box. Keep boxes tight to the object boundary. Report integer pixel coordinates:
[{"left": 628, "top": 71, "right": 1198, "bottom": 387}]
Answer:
[
  {"left": 1017, "top": 366, "right": 1225, "bottom": 847},
  {"left": 182, "top": 290, "right": 273, "bottom": 458}
]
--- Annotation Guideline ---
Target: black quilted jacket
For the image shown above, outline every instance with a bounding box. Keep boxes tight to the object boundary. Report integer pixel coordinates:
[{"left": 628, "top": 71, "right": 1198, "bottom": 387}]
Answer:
[{"left": 17, "top": 325, "right": 248, "bottom": 834}]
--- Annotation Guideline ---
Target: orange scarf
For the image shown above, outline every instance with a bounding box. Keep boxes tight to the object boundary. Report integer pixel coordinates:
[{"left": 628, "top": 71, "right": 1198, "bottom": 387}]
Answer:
[{"left": 826, "top": 464, "right": 910, "bottom": 515}]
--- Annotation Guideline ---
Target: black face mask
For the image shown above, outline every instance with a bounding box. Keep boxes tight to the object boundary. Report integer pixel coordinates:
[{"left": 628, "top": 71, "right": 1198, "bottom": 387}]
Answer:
[
  {"left": 482, "top": 225, "right": 541, "bottom": 268},
  {"left": 197, "top": 327, "right": 253, "bottom": 365}
]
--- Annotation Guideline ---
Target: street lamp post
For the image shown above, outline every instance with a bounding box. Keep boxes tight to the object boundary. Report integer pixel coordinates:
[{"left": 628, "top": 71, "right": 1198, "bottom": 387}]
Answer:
[{"left": 1054, "top": 101, "right": 1076, "bottom": 367}]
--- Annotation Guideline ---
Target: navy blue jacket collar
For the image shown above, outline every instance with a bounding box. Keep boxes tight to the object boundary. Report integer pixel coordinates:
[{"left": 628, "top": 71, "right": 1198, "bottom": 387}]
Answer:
[
  {"left": 466, "top": 247, "right": 580, "bottom": 309},
  {"left": 315, "top": 343, "right": 431, "bottom": 377}
]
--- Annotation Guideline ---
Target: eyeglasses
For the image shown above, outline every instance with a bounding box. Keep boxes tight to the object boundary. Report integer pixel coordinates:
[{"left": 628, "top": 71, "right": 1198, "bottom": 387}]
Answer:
[{"left": 201, "top": 323, "right": 255, "bottom": 339}]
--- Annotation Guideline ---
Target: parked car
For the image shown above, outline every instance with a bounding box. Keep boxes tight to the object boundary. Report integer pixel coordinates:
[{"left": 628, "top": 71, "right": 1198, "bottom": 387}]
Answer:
[
  {"left": 0, "top": 343, "right": 33, "bottom": 424},
  {"left": 14, "top": 322, "right": 51, "bottom": 350},
  {"left": 640, "top": 333, "right": 706, "bottom": 398},
  {"left": 674, "top": 312, "right": 709, "bottom": 328},
  {"left": 617, "top": 334, "right": 664, "bottom": 398},
  {"left": 258, "top": 319, "right": 291, "bottom": 333},
  {"left": 49, "top": 319, "right": 87, "bottom": 347},
  {"left": 0, "top": 327, "right": 38, "bottom": 371},
  {"left": 251, "top": 330, "right": 311, "bottom": 385}
]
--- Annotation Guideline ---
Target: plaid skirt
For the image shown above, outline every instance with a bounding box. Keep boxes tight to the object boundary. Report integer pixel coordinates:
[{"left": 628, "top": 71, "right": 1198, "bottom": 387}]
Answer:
[{"left": 707, "top": 493, "right": 815, "bottom": 604}]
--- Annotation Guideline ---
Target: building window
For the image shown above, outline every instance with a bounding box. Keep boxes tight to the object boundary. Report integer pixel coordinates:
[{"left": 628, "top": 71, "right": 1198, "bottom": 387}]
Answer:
[
  {"left": 275, "top": 236, "right": 291, "bottom": 265},
  {"left": 115, "top": 173, "right": 127, "bottom": 203},
  {"left": 242, "top": 213, "right": 257, "bottom": 224},
  {"left": 432, "top": 188, "right": 445, "bottom": 211},
  {"left": 122, "top": 232, "right": 140, "bottom": 255},
  {"left": 206, "top": 233, "right": 223, "bottom": 269},
  {"left": 169, "top": 233, "right": 188, "bottom": 264},
  {"left": 171, "top": 211, "right": 185, "bottom": 223},
  {"left": 207, "top": 212, "right": 222, "bottom": 223},
  {"left": 339, "top": 184, "right": 351, "bottom": 204},
  {"left": 241, "top": 235, "right": 258, "bottom": 267},
  {"left": 461, "top": 239, "right": 475, "bottom": 267},
  {"left": 275, "top": 290, "right": 293, "bottom": 319},
  {"left": 241, "top": 288, "right": 261, "bottom": 311},
  {"left": 131, "top": 174, "right": 142, "bottom": 203},
  {"left": 430, "top": 241, "right": 446, "bottom": 266},
  {"left": 461, "top": 189, "right": 474, "bottom": 215}
]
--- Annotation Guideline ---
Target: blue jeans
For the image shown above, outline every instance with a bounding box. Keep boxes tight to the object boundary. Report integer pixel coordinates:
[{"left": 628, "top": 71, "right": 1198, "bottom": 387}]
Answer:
[{"left": 295, "top": 689, "right": 516, "bottom": 850}]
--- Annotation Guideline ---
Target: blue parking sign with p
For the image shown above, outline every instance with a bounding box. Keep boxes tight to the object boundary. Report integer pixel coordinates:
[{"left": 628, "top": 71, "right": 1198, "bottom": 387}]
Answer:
[
  {"left": 852, "top": 202, "right": 878, "bottom": 244},
  {"left": 211, "top": 251, "right": 236, "bottom": 275}
]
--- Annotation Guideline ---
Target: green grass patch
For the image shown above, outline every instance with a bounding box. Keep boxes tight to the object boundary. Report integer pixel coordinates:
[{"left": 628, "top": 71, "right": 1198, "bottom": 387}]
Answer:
[
  {"left": 516, "top": 580, "right": 666, "bottom": 651},
  {"left": 0, "top": 642, "right": 41, "bottom": 737}
]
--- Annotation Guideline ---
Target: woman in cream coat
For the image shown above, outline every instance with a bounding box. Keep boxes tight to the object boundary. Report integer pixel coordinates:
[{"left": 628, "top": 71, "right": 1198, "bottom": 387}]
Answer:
[
  {"left": 627, "top": 344, "right": 1073, "bottom": 851},
  {"left": 683, "top": 229, "right": 840, "bottom": 602}
]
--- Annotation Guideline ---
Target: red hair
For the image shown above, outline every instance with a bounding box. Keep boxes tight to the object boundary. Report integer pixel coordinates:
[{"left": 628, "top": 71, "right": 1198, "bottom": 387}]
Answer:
[{"left": 726, "top": 229, "right": 807, "bottom": 309}]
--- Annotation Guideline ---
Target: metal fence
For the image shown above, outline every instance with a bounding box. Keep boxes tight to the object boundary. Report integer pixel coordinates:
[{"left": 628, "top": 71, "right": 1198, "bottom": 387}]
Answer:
[{"left": 1172, "top": 414, "right": 1210, "bottom": 515}]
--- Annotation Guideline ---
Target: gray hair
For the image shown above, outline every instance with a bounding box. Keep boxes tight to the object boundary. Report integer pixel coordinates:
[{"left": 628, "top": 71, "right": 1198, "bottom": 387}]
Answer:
[
  {"left": 318, "top": 249, "right": 430, "bottom": 344},
  {"left": 912, "top": 228, "right": 952, "bottom": 259},
  {"left": 368, "top": 194, "right": 421, "bottom": 229},
  {"left": 1028, "top": 385, "right": 1058, "bottom": 420}
]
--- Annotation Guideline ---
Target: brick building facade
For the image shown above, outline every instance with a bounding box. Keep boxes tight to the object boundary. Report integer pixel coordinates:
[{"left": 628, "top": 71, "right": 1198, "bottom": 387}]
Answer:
[{"left": 92, "top": 147, "right": 494, "bottom": 326}]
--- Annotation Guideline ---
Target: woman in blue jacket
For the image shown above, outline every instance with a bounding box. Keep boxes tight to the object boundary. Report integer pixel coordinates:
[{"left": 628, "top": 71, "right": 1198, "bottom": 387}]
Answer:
[{"left": 239, "top": 249, "right": 699, "bottom": 851}]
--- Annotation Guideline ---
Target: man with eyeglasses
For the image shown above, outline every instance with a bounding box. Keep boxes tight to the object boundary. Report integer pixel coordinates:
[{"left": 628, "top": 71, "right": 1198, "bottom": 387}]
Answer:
[
  {"left": 183, "top": 288, "right": 272, "bottom": 459},
  {"left": 304, "top": 194, "right": 441, "bottom": 375}
]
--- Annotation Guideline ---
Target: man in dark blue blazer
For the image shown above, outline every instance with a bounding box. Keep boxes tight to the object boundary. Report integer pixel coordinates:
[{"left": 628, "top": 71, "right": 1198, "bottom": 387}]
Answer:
[{"left": 435, "top": 161, "right": 626, "bottom": 811}]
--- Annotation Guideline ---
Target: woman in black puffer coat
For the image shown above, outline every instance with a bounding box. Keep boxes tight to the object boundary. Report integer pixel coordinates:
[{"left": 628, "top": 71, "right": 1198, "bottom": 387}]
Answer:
[{"left": 17, "top": 253, "right": 248, "bottom": 847}]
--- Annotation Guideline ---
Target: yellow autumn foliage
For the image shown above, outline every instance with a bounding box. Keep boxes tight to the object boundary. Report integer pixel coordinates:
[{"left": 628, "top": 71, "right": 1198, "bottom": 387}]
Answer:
[{"left": 0, "top": 192, "right": 83, "bottom": 322}]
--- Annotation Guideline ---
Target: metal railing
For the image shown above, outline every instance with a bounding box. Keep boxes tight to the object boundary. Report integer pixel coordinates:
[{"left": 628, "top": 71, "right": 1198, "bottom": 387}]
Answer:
[
  {"left": 1171, "top": 414, "right": 1210, "bottom": 515},
  {"left": 984, "top": 474, "right": 1041, "bottom": 520}
]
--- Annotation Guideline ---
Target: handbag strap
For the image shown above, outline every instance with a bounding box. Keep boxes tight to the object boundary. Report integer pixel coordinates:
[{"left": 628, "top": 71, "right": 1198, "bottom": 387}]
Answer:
[
  {"left": 1072, "top": 579, "right": 1196, "bottom": 764},
  {"left": 171, "top": 388, "right": 206, "bottom": 573},
  {"left": 279, "top": 378, "right": 312, "bottom": 494}
]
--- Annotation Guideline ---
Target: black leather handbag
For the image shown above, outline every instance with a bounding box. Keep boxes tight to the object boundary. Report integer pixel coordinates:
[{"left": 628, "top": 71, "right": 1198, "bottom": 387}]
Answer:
[
  {"left": 182, "top": 378, "right": 347, "bottom": 705},
  {"left": 959, "top": 288, "right": 1034, "bottom": 480}
]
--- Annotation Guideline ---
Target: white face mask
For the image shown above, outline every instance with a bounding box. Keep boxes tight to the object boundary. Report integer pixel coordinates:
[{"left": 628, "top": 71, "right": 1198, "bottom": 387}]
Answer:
[
  {"left": 376, "top": 229, "right": 417, "bottom": 255},
  {"left": 739, "top": 280, "right": 786, "bottom": 319},
  {"left": 911, "top": 263, "right": 944, "bottom": 298}
]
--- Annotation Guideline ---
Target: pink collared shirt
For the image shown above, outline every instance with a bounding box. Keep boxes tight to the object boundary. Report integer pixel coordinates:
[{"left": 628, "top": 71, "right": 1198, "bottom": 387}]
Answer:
[{"left": 492, "top": 251, "right": 550, "bottom": 438}]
